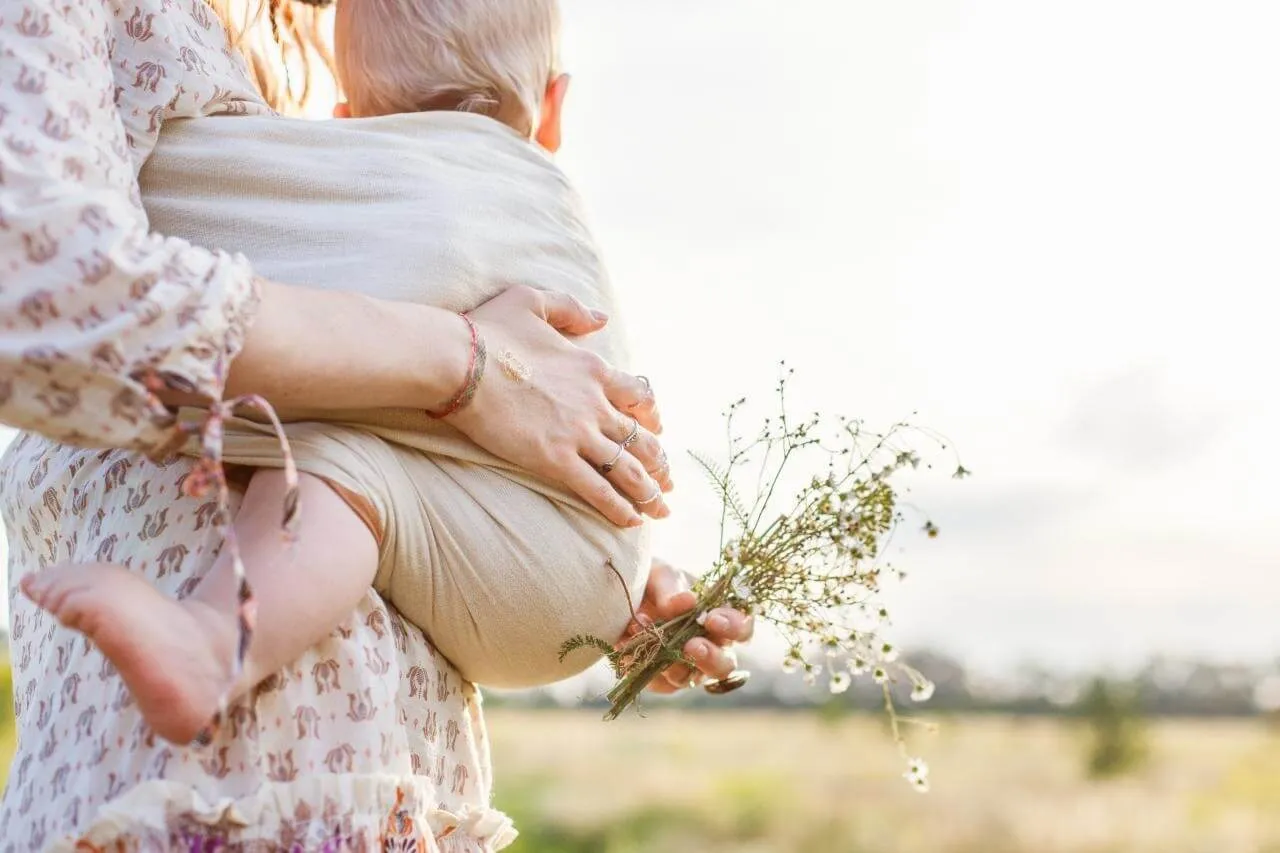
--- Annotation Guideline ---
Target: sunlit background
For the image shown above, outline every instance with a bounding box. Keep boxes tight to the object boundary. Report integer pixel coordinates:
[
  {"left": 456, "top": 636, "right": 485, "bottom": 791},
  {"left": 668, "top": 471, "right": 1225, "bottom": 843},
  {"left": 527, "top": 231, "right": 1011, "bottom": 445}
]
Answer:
[{"left": 4, "top": 1, "right": 1279, "bottom": 851}]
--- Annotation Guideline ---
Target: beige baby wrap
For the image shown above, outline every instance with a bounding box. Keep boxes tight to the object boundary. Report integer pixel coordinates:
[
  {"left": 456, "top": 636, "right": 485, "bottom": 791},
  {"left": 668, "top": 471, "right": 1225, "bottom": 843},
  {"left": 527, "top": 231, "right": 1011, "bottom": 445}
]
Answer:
[{"left": 140, "top": 111, "right": 650, "bottom": 688}]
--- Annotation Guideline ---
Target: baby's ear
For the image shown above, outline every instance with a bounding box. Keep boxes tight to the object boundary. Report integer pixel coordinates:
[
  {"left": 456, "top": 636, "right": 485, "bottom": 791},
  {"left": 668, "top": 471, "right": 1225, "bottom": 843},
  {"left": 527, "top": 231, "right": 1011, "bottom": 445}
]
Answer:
[
  {"left": 535, "top": 74, "right": 570, "bottom": 153},
  {"left": 333, "top": 101, "right": 352, "bottom": 119}
]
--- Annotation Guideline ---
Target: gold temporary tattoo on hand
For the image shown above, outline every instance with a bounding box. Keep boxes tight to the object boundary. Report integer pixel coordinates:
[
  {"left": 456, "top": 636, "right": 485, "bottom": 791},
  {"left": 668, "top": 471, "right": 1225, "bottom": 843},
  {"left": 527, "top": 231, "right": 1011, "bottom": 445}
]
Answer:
[{"left": 496, "top": 348, "right": 532, "bottom": 383}]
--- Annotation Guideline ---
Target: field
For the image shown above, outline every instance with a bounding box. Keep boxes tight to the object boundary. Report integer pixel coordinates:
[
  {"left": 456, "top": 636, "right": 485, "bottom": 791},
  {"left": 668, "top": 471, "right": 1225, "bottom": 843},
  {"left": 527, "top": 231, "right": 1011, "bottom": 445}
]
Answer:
[
  {"left": 485, "top": 709, "right": 1280, "bottom": 853},
  {"left": 4, "top": 705, "right": 1280, "bottom": 852}
]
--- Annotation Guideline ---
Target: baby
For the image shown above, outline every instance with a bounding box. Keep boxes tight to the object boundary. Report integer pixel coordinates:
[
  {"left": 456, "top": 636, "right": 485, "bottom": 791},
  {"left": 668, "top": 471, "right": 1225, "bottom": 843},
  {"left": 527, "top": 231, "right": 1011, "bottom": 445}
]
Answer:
[{"left": 22, "top": 0, "right": 667, "bottom": 745}]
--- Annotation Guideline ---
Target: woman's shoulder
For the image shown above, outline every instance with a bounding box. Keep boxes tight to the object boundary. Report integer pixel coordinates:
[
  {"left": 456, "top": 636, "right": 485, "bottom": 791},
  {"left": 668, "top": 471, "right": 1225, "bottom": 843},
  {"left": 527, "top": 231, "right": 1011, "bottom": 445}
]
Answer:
[{"left": 103, "top": 0, "right": 269, "bottom": 162}]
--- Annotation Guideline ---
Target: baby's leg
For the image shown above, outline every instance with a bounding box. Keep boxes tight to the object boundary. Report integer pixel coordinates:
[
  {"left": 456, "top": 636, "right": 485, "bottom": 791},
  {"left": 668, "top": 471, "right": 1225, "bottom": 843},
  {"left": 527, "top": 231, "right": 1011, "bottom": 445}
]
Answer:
[{"left": 21, "top": 469, "right": 377, "bottom": 745}]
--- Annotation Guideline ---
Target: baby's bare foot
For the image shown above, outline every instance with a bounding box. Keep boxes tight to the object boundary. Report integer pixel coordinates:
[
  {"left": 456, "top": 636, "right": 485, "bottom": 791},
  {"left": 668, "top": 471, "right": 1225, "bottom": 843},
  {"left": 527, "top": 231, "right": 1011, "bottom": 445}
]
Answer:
[{"left": 22, "top": 563, "right": 238, "bottom": 745}]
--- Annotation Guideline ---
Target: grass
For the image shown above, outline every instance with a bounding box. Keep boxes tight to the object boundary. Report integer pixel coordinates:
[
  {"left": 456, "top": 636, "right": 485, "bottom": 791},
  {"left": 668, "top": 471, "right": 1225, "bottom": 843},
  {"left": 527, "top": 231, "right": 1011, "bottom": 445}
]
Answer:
[
  {"left": 5, "top": 698, "right": 1280, "bottom": 852},
  {"left": 485, "top": 708, "right": 1280, "bottom": 853}
]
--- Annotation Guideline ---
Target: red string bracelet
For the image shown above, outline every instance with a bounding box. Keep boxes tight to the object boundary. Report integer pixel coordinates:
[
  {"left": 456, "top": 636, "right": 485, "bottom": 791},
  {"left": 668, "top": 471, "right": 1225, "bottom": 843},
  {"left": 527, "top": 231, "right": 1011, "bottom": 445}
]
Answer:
[{"left": 427, "top": 313, "right": 487, "bottom": 419}]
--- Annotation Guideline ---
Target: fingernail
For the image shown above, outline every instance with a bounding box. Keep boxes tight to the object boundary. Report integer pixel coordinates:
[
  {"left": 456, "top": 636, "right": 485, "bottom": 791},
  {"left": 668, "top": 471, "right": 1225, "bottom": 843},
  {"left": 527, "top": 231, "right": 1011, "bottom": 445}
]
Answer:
[
  {"left": 591, "top": 309, "right": 609, "bottom": 323},
  {"left": 692, "top": 643, "right": 709, "bottom": 660},
  {"left": 707, "top": 614, "right": 729, "bottom": 634},
  {"left": 627, "top": 514, "right": 644, "bottom": 528}
]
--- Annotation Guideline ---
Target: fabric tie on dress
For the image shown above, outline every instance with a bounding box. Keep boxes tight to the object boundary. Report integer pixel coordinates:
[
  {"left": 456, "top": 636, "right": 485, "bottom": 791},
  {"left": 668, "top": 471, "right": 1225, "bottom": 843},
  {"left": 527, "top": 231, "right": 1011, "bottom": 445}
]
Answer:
[{"left": 143, "top": 356, "right": 300, "bottom": 746}]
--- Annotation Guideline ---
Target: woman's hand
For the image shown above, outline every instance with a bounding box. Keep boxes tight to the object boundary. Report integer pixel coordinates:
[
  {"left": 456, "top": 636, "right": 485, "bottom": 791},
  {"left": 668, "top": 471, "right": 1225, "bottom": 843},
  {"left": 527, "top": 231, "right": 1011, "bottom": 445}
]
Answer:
[
  {"left": 623, "top": 558, "right": 755, "bottom": 694},
  {"left": 450, "top": 286, "right": 673, "bottom": 527}
]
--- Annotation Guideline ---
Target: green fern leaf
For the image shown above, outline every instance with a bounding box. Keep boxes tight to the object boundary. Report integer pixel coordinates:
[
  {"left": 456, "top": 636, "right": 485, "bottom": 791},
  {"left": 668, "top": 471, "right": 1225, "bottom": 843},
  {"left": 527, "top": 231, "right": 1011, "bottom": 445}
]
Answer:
[{"left": 558, "top": 633, "right": 616, "bottom": 663}]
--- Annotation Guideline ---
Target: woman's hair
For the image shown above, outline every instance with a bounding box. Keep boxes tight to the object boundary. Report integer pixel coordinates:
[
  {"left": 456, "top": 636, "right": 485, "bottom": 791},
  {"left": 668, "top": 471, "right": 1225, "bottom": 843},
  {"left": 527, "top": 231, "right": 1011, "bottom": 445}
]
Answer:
[
  {"left": 207, "top": 0, "right": 337, "bottom": 114},
  {"left": 333, "top": 0, "right": 560, "bottom": 135}
]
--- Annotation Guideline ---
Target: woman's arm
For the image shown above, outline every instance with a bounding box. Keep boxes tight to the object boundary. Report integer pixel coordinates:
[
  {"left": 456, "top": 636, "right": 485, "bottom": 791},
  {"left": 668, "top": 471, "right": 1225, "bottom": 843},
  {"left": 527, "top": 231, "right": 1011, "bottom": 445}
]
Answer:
[{"left": 210, "top": 281, "right": 470, "bottom": 412}]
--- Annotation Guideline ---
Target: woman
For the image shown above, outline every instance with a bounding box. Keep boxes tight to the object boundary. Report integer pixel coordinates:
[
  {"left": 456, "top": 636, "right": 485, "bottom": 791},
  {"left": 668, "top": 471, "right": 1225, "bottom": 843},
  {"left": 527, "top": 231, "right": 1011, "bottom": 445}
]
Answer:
[{"left": 0, "top": 0, "right": 752, "bottom": 849}]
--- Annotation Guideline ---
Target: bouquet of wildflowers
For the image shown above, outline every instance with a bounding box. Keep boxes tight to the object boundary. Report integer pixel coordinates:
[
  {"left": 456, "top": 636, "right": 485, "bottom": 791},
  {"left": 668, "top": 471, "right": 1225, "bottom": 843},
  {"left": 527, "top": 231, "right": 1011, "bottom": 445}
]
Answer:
[{"left": 561, "top": 368, "right": 966, "bottom": 790}]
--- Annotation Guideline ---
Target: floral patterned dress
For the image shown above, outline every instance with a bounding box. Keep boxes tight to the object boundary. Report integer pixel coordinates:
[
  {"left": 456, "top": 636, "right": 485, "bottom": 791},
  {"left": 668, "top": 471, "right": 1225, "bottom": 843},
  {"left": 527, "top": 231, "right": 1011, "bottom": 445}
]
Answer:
[{"left": 0, "top": 1, "right": 514, "bottom": 849}]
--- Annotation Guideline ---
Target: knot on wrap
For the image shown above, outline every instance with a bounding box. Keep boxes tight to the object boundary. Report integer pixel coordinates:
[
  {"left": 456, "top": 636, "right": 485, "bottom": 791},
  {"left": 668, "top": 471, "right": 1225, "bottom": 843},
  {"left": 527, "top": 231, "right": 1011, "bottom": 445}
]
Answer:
[{"left": 142, "top": 112, "right": 650, "bottom": 687}]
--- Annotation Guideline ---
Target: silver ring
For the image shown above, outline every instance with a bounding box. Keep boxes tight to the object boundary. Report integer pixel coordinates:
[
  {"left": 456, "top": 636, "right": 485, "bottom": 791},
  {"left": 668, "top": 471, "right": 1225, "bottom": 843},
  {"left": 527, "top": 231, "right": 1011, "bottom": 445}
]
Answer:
[
  {"left": 637, "top": 375, "right": 652, "bottom": 398},
  {"left": 634, "top": 487, "right": 662, "bottom": 506},
  {"left": 600, "top": 444, "right": 625, "bottom": 475},
  {"left": 620, "top": 417, "right": 640, "bottom": 450},
  {"left": 705, "top": 670, "right": 750, "bottom": 695}
]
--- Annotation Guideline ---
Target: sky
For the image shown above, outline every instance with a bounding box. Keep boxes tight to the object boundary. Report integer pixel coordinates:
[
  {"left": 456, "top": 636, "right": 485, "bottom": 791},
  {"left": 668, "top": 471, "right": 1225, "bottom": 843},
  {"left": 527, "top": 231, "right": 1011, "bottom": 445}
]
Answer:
[{"left": 3, "top": 0, "right": 1278, "bottom": 675}]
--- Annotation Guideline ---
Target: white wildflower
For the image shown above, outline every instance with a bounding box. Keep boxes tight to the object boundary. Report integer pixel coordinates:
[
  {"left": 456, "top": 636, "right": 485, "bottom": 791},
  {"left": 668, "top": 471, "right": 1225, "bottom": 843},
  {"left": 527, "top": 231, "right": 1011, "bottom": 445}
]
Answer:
[
  {"left": 904, "top": 758, "right": 930, "bottom": 793},
  {"left": 872, "top": 667, "right": 889, "bottom": 684},
  {"left": 849, "top": 657, "right": 870, "bottom": 676},
  {"left": 879, "top": 642, "right": 899, "bottom": 663},
  {"left": 910, "top": 680, "right": 936, "bottom": 702},
  {"left": 829, "top": 672, "right": 851, "bottom": 694}
]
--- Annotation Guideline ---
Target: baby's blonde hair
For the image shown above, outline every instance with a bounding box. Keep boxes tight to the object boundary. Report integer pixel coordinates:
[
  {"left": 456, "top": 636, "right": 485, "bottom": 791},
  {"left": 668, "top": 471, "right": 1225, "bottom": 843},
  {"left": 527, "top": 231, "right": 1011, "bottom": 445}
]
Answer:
[{"left": 335, "top": 0, "right": 560, "bottom": 135}]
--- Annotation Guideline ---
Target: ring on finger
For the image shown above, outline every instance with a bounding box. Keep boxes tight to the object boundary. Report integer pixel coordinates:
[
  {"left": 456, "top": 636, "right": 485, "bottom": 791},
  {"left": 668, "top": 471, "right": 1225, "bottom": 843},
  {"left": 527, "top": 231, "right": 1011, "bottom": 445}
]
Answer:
[
  {"left": 600, "top": 444, "right": 625, "bottom": 475},
  {"left": 620, "top": 417, "right": 640, "bottom": 450},
  {"left": 634, "top": 487, "right": 662, "bottom": 507},
  {"left": 705, "top": 670, "right": 751, "bottom": 695}
]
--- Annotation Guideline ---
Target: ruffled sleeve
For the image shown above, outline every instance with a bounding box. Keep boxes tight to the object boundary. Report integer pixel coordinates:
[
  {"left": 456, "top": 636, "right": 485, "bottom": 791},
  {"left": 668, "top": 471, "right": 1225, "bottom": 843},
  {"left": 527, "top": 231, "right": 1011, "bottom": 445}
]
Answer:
[{"left": 0, "top": 0, "right": 261, "bottom": 459}]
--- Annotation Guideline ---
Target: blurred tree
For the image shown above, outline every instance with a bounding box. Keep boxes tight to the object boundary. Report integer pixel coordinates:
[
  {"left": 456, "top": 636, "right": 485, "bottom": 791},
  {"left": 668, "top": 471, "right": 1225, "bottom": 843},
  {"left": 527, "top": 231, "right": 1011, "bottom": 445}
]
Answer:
[{"left": 1079, "top": 677, "right": 1148, "bottom": 779}]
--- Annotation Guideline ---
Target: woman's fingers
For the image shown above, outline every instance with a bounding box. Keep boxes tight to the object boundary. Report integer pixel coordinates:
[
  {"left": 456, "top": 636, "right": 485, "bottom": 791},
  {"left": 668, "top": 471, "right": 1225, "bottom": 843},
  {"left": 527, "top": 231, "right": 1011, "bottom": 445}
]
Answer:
[
  {"left": 651, "top": 638, "right": 737, "bottom": 692},
  {"left": 700, "top": 607, "right": 755, "bottom": 645},
  {"left": 646, "top": 675, "right": 684, "bottom": 695},
  {"left": 685, "top": 637, "right": 739, "bottom": 681},
  {"left": 603, "top": 368, "right": 661, "bottom": 434},
  {"left": 630, "top": 560, "right": 755, "bottom": 695},
  {"left": 585, "top": 436, "right": 669, "bottom": 519},
  {"left": 537, "top": 288, "right": 608, "bottom": 337},
  {"left": 659, "top": 664, "right": 698, "bottom": 691},
  {"left": 560, "top": 458, "right": 643, "bottom": 528},
  {"left": 639, "top": 561, "right": 695, "bottom": 622},
  {"left": 603, "top": 416, "right": 672, "bottom": 492}
]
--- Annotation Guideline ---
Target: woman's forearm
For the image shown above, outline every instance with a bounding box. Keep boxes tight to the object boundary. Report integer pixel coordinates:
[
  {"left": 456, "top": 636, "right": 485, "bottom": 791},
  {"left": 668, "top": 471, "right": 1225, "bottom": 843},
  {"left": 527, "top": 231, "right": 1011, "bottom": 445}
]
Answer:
[{"left": 219, "top": 280, "right": 471, "bottom": 412}]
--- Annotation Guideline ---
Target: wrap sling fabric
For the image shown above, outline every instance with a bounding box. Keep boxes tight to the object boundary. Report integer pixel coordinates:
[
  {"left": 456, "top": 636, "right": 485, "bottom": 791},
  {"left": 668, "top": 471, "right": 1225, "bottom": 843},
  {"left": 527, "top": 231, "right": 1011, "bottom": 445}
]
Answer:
[{"left": 139, "top": 111, "right": 651, "bottom": 688}]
